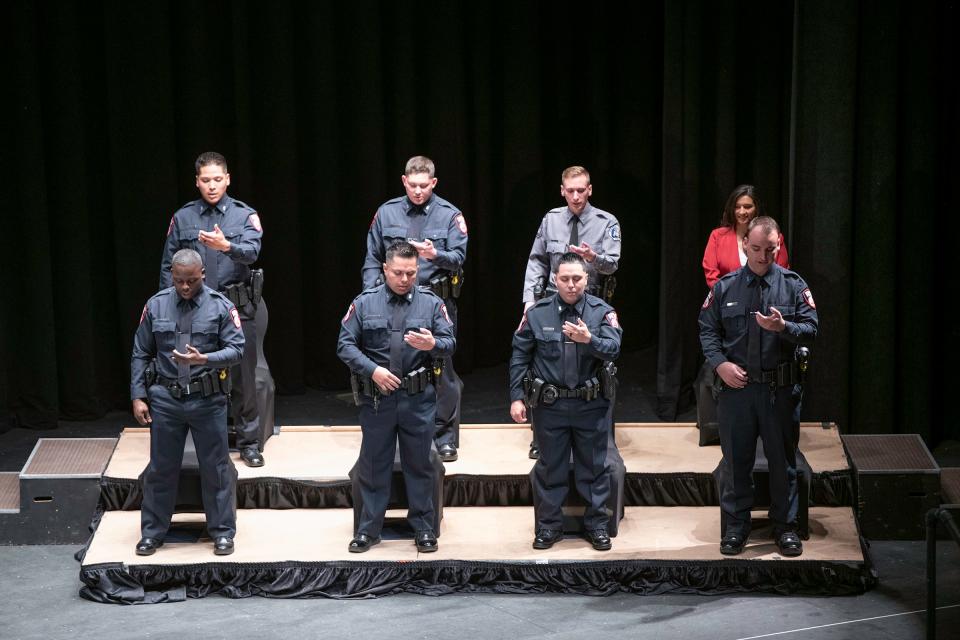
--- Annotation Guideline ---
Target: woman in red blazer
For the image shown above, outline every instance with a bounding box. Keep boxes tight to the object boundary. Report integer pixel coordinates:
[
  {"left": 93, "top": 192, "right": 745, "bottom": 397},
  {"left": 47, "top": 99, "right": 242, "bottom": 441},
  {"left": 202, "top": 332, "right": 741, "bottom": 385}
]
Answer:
[{"left": 702, "top": 185, "right": 789, "bottom": 288}]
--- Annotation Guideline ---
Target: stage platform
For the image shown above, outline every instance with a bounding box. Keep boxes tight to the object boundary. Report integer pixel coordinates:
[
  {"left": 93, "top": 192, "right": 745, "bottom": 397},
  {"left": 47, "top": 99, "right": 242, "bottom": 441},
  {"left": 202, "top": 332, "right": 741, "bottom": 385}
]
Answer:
[
  {"left": 78, "top": 423, "right": 875, "bottom": 603},
  {"left": 97, "top": 423, "right": 854, "bottom": 510}
]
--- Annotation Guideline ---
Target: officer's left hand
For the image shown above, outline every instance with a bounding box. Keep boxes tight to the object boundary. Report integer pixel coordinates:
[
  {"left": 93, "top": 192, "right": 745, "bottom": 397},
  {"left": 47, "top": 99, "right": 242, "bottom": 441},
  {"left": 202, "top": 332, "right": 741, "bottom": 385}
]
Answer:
[
  {"left": 198, "top": 224, "right": 231, "bottom": 252},
  {"left": 409, "top": 239, "right": 438, "bottom": 260},
  {"left": 562, "top": 318, "right": 592, "bottom": 343},
  {"left": 171, "top": 344, "right": 209, "bottom": 365},
  {"left": 403, "top": 327, "right": 436, "bottom": 351},
  {"left": 569, "top": 242, "right": 597, "bottom": 263},
  {"left": 755, "top": 307, "right": 786, "bottom": 332}
]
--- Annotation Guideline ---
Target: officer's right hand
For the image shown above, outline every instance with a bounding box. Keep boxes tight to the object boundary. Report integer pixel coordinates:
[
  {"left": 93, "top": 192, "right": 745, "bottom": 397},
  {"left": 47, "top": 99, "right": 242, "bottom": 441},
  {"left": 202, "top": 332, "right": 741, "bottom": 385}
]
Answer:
[
  {"left": 372, "top": 366, "right": 402, "bottom": 393},
  {"left": 132, "top": 399, "right": 152, "bottom": 425},
  {"left": 716, "top": 362, "right": 748, "bottom": 389},
  {"left": 509, "top": 400, "right": 527, "bottom": 423}
]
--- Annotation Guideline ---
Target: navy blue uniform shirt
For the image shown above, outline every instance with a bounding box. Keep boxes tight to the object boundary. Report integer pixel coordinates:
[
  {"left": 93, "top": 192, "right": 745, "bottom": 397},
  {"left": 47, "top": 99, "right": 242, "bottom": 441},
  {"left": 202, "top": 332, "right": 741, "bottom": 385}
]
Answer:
[
  {"left": 337, "top": 284, "right": 456, "bottom": 378},
  {"left": 509, "top": 292, "right": 622, "bottom": 401},
  {"left": 699, "top": 263, "right": 818, "bottom": 373},
  {"left": 159, "top": 195, "right": 262, "bottom": 291},
  {"left": 131, "top": 285, "right": 245, "bottom": 400},
  {"left": 362, "top": 194, "right": 468, "bottom": 291}
]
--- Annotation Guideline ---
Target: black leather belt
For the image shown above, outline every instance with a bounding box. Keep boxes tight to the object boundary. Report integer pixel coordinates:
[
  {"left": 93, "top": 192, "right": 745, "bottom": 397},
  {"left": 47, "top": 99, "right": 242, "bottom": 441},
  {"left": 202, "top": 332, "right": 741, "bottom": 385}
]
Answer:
[
  {"left": 156, "top": 373, "right": 228, "bottom": 399},
  {"left": 749, "top": 362, "right": 800, "bottom": 387}
]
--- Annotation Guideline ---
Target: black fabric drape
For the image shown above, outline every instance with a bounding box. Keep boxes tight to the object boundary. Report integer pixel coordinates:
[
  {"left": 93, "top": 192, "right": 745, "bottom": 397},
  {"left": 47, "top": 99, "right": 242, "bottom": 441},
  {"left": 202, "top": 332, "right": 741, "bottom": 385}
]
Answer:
[
  {"left": 2, "top": 1, "right": 957, "bottom": 448},
  {"left": 79, "top": 554, "right": 877, "bottom": 603}
]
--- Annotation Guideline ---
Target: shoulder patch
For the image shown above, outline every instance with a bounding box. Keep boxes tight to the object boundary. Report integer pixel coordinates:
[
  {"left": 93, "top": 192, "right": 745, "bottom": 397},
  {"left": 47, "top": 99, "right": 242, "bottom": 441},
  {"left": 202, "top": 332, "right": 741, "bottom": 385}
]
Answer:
[
  {"left": 342, "top": 302, "right": 356, "bottom": 324},
  {"left": 369, "top": 211, "right": 379, "bottom": 230},
  {"left": 166, "top": 214, "right": 175, "bottom": 237},
  {"left": 605, "top": 310, "right": 620, "bottom": 329},
  {"left": 702, "top": 290, "right": 714, "bottom": 309},
  {"left": 249, "top": 213, "right": 262, "bottom": 232},
  {"left": 455, "top": 213, "right": 468, "bottom": 235},
  {"left": 139, "top": 304, "right": 148, "bottom": 324},
  {"left": 440, "top": 303, "right": 452, "bottom": 325},
  {"left": 230, "top": 307, "right": 242, "bottom": 329},
  {"left": 609, "top": 224, "right": 620, "bottom": 240},
  {"left": 801, "top": 288, "right": 816, "bottom": 310}
]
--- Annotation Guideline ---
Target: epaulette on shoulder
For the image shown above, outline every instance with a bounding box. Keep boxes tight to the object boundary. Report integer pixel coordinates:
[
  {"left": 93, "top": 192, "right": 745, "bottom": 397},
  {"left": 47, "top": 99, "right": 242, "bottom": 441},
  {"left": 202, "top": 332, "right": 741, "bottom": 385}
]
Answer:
[
  {"left": 232, "top": 199, "right": 253, "bottom": 210},
  {"left": 417, "top": 285, "right": 442, "bottom": 300},
  {"left": 547, "top": 206, "right": 566, "bottom": 215},
  {"left": 152, "top": 288, "right": 175, "bottom": 302},
  {"left": 384, "top": 196, "right": 405, "bottom": 205},
  {"left": 209, "top": 288, "right": 230, "bottom": 301},
  {"left": 532, "top": 296, "right": 553, "bottom": 309},
  {"left": 584, "top": 294, "right": 609, "bottom": 309}
]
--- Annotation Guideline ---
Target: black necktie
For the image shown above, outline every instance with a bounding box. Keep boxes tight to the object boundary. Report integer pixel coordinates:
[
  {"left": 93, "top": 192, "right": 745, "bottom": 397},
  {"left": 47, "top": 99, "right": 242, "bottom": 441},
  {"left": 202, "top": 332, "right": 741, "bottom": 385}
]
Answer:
[
  {"left": 176, "top": 299, "right": 196, "bottom": 386},
  {"left": 746, "top": 278, "right": 764, "bottom": 380},
  {"left": 561, "top": 304, "right": 579, "bottom": 389},
  {"left": 202, "top": 207, "right": 220, "bottom": 290},
  {"left": 388, "top": 295, "right": 407, "bottom": 377},
  {"left": 568, "top": 215, "right": 580, "bottom": 248},
  {"left": 406, "top": 205, "right": 427, "bottom": 241}
]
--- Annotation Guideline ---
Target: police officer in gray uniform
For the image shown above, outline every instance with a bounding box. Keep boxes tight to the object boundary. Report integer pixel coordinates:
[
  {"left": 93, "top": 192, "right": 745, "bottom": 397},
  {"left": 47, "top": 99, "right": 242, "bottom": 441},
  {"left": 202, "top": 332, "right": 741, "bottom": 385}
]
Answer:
[
  {"left": 160, "top": 152, "right": 267, "bottom": 468},
  {"left": 362, "top": 156, "right": 467, "bottom": 462},
  {"left": 522, "top": 166, "right": 621, "bottom": 459},
  {"left": 699, "top": 217, "right": 818, "bottom": 557},
  {"left": 131, "top": 249, "right": 244, "bottom": 556},
  {"left": 340, "top": 240, "right": 457, "bottom": 553},
  {"left": 510, "top": 253, "right": 622, "bottom": 551}
]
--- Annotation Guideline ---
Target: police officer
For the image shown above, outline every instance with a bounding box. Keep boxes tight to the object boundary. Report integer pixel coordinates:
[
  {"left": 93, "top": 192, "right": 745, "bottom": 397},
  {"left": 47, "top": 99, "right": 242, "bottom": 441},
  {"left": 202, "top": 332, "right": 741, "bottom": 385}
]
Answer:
[
  {"left": 362, "top": 156, "right": 467, "bottom": 462},
  {"left": 160, "top": 152, "right": 267, "bottom": 468},
  {"left": 340, "top": 240, "right": 457, "bottom": 553},
  {"left": 510, "top": 253, "right": 622, "bottom": 551},
  {"left": 522, "top": 166, "right": 622, "bottom": 459},
  {"left": 131, "top": 249, "right": 244, "bottom": 556},
  {"left": 698, "top": 216, "right": 818, "bottom": 557}
]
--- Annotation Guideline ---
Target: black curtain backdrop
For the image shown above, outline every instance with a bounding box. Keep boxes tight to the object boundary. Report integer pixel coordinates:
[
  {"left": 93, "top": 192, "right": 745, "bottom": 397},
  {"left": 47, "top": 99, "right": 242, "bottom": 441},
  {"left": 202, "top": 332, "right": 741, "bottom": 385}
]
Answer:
[{"left": 2, "top": 1, "right": 957, "bottom": 448}]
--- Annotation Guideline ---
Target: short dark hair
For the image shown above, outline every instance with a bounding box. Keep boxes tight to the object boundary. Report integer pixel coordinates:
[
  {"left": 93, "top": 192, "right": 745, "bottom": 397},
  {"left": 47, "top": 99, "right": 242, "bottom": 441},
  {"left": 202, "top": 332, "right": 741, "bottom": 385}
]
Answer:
[
  {"left": 720, "top": 184, "right": 765, "bottom": 228},
  {"left": 746, "top": 215, "right": 781, "bottom": 239},
  {"left": 404, "top": 156, "right": 435, "bottom": 177},
  {"left": 554, "top": 252, "right": 587, "bottom": 273},
  {"left": 385, "top": 240, "right": 418, "bottom": 262},
  {"left": 196, "top": 151, "right": 228, "bottom": 174}
]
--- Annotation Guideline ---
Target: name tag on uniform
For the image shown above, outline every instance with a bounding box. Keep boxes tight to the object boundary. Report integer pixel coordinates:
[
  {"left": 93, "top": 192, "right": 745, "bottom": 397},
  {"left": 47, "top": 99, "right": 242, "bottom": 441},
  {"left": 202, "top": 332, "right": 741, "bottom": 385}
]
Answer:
[
  {"left": 724, "top": 302, "right": 739, "bottom": 307},
  {"left": 542, "top": 326, "right": 555, "bottom": 331}
]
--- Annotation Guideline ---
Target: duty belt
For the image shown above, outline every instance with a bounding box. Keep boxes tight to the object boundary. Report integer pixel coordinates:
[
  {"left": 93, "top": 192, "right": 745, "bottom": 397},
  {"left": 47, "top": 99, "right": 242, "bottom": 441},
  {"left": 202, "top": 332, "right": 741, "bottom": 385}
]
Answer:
[
  {"left": 350, "top": 361, "right": 443, "bottom": 409},
  {"left": 223, "top": 268, "right": 264, "bottom": 308},
  {"left": 749, "top": 362, "right": 802, "bottom": 387},
  {"left": 156, "top": 371, "right": 231, "bottom": 399},
  {"left": 425, "top": 269, "right": 464, "bottom": 300}
]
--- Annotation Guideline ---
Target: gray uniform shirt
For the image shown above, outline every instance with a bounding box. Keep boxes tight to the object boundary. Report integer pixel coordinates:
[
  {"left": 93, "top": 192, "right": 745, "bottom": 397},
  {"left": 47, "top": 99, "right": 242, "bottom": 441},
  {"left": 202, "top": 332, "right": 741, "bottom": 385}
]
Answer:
[{"left": 522, "top": 203, "right": 621, "bottom": 303}]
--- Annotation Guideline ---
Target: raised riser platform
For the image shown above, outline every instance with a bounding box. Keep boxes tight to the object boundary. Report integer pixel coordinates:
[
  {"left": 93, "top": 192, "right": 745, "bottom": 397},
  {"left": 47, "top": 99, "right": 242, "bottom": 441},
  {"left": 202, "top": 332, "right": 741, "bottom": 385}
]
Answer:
[{"left": 0, "top": 438, "right": 116, "bottom": 545}]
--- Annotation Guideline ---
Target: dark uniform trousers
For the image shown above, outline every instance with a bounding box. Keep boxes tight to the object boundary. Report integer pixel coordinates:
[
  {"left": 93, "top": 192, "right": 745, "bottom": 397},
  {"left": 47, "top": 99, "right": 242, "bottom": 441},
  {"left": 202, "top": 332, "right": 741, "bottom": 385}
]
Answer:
[
  {"left": 434, "top": 300, "right": 463, "bottom": 447},
  {"left": 717, "top": 383, "right": 800, "bottom": 537},
  {"left": 355, "top": 386, "right": 437, "bottom": 537},
  {"left": 141, "top": 385, "right": 238, "bottom": 539},
  {"left": 532, "top": 397, "right": 611, "bottom": 531},
  {"left": 233, "top": 301, "right": 260, "bottom": 450}
]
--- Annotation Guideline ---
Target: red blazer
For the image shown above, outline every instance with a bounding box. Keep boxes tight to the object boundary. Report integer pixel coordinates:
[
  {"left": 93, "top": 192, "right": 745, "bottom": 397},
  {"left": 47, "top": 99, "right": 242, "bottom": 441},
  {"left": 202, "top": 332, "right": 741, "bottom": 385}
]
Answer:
[{"left": 702, "top": 226, "right": 790, "bottom": 288}]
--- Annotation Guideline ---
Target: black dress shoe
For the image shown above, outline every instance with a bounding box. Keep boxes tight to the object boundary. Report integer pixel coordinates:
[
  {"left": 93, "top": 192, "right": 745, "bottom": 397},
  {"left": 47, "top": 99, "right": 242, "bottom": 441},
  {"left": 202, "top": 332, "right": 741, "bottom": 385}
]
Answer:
[
  {"left": 532, "top": 529, "right": 562, "bottom": 549},
  {"left": 720, "top": 532, "right": 746, "bottom": 556},
  {"left": 135, "top": 537, "right": 163, "bottom": 556},
  {"left": 584, "top": 528, "right": 612, "bottom": 551},
  {"left": 528, "top": 443, "right": 540, "bottom": 460},
  {"left": 348, "top": 533, "right": 381, "bottom": 553},
  {"left": 437, "top": 443, "right": 458, "bottom": 462},
  {"left": 240, "top": 447, "right": 264, "bottom": 467},
  {"left": 415, "top": 530, "right": 438, "bottom": 553},
  {"left": 776, "top": 531, "right": 803, "bottom": 557},
  {"left": 213, "top": 536, "right": 235, "bottom": 555}
]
